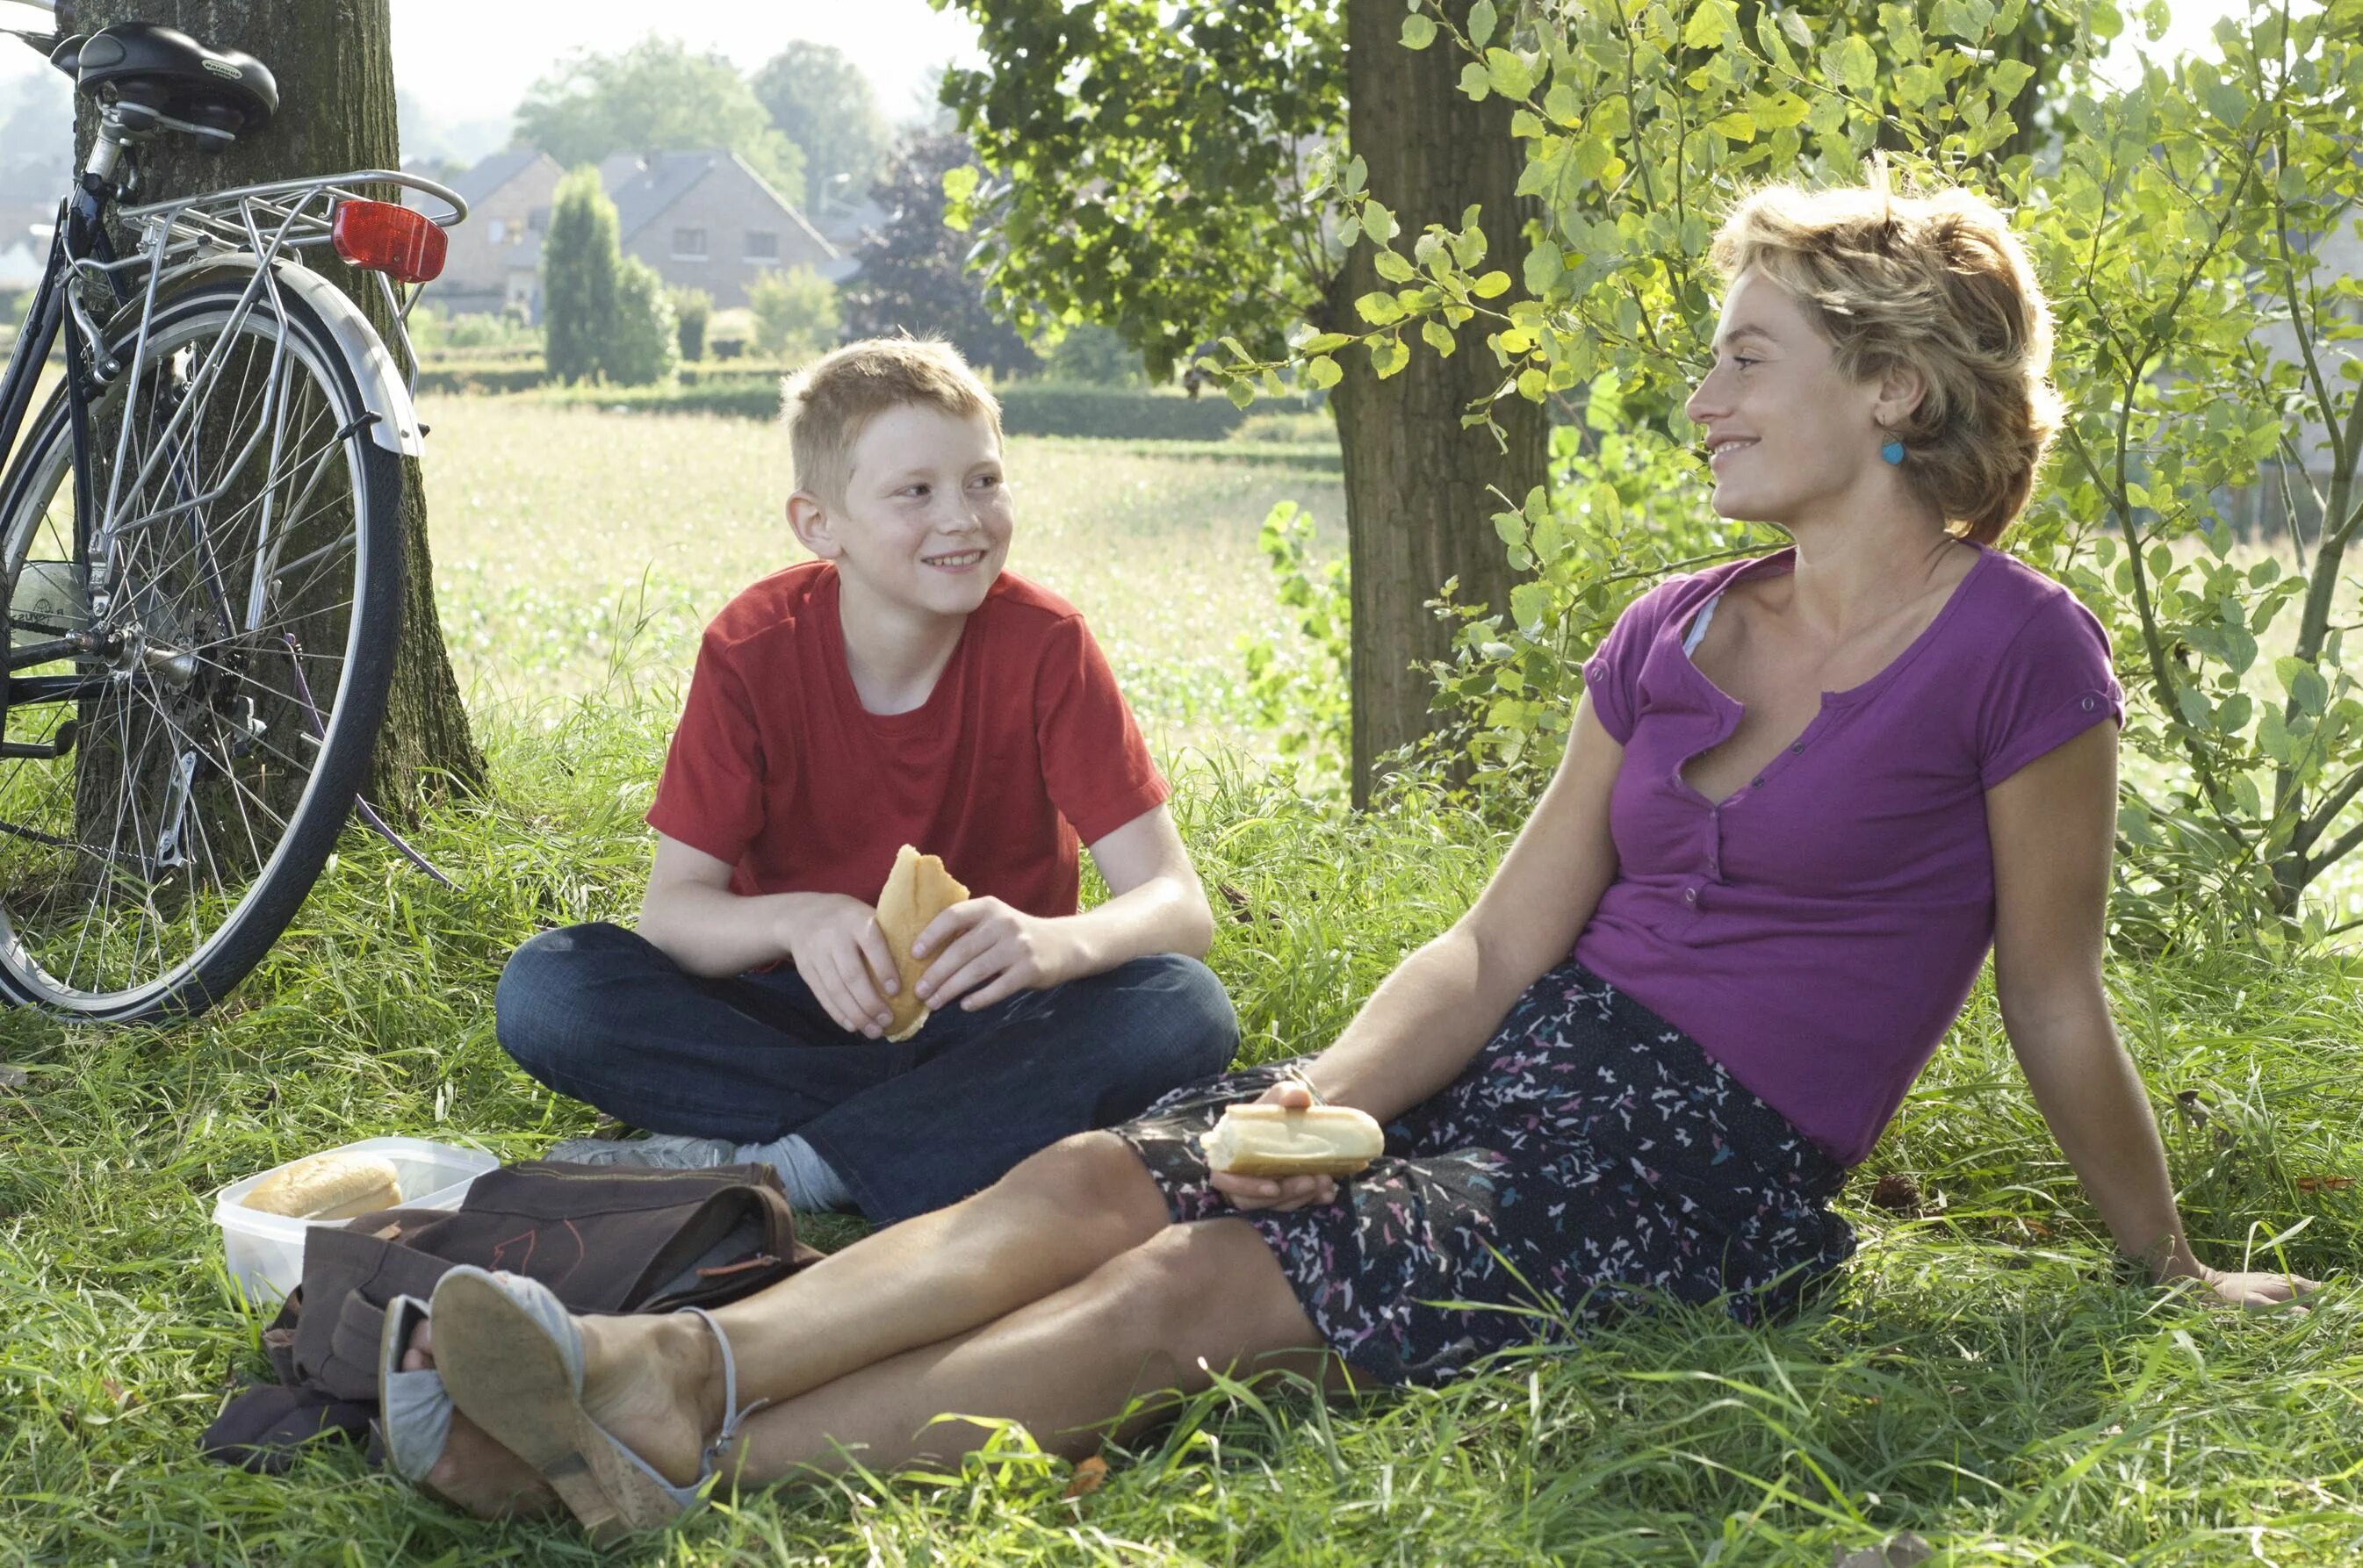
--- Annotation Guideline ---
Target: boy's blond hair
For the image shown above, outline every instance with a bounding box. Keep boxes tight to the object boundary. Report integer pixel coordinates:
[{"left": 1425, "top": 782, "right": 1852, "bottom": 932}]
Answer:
[{"left": 781, "top": 338, "right": 1005, "bottom": 506}]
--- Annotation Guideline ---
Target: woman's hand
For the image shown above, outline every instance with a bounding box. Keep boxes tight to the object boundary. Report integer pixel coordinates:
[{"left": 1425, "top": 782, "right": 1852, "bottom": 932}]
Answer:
[
  {"left": 913, "top": 896, "right": 1078, "bottom": 1011},
  {"left": 775, "top": 893, "right": 898, "bottom": 1037},
  {"left": 1207, "top": 1081, "right": 1344, "bottom": 1212}
]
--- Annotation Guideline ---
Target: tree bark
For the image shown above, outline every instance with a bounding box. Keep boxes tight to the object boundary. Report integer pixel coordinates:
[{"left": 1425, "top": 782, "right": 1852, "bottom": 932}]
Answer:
[
  {"left": 1332, "top": 0, "right": 1547, "bottom": 806},
  {"left": 69, "top": 0, "right": 483, "bottom": 810}
]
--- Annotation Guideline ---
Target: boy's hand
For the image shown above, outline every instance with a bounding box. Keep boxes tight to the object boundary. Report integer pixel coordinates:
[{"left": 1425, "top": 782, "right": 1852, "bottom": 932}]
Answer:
[
  {"left": 911, "top": 897, "right": 1077, "bottom": 1012},
  {"left": 1208, "top": 1081, "right": 1341, "bottom": 1212},
  {"left": 776, "top": 893, "right": 899, "bottom": 1037}
]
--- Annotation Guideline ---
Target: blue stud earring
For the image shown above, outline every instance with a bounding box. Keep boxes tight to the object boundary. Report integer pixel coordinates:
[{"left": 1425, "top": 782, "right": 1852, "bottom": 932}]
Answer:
[{"left": 1880, "top": 438, "right": 1906, "bottom": 465}]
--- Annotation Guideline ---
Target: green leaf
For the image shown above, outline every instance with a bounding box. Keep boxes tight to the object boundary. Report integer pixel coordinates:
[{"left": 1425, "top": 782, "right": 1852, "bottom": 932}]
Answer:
[
  {"left": 940, "top": 164, "right": 979, "bottom": 205},
  {"left": 1516, "top": 366, "right": 1548, "bottom": 399},
  {"left": 1400, "top": 13, "right": 1437, "bottom": 49},
  {"left": 1510, "top": 581, "right": 1553, "bottom": 629},
  {"left": 1423, "top": 319, "right": 1459, "bottom": 357},
  {"left": 1226, "top": 378, "right": 1257, "bottom": 410},
  {"left": 1523, "top": 241, "right": 1564, "bottom": 295},
  {"left": 1340, "top": 155, "right": 1369, "bottom": 197},
  {"left": 1706, "top": 110, "right": 1756, "bottom": 142},
  {"left": 1544, "top": 81, "right": 1583, "bottom": 126},
  {"left": 1469, "top": 0, "right": 1498, "bottom": 49},
  {"left": 1459, "top": 60, "right": 1494, "bottom": 100},
  {"left": 1304, "top": 354, "right": 1343, "bottom": 390},
  {"left": 1471, "top": 270, "right": 1513, "bottom": 298},
  {"left": 1752, "top": 90, "right": 1811, "bottom": 128},
  {"left": 1682, "top": 0, "right": 1740, "bottom": 49},
  {"left": 1355, "top": 291, "right": 1407, "bottom": 325},
  {"left": 1364, "top": 203, "right": 1399, "bottom": 243},
  {"left": 1487, "top": 47, "right": 1535, "bottom": 100},
  {"left": 1779, "top": 9, "right": 1813, "bottom": 47},
  {"left": 2279, "top": 657, "right": 2331, "bottom": 717},
  {"left": 1375, "top": 249, "right": 1418, "bottom": 283},
  {"left": 1834, "top": 35, "right": 1877, "bottom": 95},
  {"left": 1372, "top": 334, "right": 1412, "bottom": 379}
]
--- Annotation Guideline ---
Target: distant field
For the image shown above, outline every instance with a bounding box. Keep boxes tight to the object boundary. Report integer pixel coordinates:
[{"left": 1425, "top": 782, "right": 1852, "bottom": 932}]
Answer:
[{"left": 418, "top": 394, "right": 1348, "bottom": 769}]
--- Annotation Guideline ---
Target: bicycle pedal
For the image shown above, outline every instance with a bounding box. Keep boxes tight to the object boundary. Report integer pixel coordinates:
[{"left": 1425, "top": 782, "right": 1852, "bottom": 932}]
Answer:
[{"left": 0, "top": 719, "right": 76, "bottom": 759}]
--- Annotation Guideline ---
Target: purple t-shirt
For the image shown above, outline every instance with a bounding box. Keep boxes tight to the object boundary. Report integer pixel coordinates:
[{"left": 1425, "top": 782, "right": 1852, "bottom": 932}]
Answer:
[{"left": 1571, "top": 544, "right": 2123, "bottom": 1165}]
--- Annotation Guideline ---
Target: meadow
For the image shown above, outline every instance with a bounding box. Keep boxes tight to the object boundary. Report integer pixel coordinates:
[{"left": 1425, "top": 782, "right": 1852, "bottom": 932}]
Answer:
[{"left": 0, "top": 399, "right": 2357, "bottom": 1565}]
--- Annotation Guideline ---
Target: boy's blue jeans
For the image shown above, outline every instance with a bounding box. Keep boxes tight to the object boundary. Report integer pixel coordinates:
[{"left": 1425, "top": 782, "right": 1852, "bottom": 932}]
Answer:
[{"left": 494, "top": 922, "right": 1239, "bottom": 1222}]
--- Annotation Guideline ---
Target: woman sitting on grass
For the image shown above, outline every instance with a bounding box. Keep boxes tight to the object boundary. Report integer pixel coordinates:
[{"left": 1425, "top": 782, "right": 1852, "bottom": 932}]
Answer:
[{"left": 391, "top": 178, "right": 2317, "bottom": 1534}]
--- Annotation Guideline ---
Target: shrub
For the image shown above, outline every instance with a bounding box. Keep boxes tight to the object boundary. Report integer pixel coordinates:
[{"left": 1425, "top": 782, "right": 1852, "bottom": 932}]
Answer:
[
  {"left": 541, "top": 166, "right": 618, "bottom": 385},
  {"left": 1037, "top": 322, "right": 1148, "bottom": 387},
  {"left": 746, "top": 266, "right": 840, "bottom": 363},
  {"left": 707, "top": 306, "right": 755, "bottom": 361},
  {"left": 671, "top": 286, "right": 712, "bottom": 362},
  {"left": 603, "top": 258, "right": 679, "bottom": 388}
]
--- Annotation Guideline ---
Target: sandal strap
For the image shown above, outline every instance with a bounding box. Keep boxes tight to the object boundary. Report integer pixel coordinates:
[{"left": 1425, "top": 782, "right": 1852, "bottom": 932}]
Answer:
[{"left": 677, "top": 1305, "right": 769, "bottom": 1480}]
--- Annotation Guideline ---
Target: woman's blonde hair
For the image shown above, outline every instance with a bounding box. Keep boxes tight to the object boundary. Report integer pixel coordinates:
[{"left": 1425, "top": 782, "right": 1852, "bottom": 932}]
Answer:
[{"left": 1708, "top": 179, "right": 2062, "bottom": 543}]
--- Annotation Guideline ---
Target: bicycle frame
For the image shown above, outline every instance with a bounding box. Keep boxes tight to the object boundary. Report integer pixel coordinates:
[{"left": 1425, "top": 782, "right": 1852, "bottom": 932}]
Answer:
[{"left": 0, "top": 100, "right": 465, "bottom": 722}]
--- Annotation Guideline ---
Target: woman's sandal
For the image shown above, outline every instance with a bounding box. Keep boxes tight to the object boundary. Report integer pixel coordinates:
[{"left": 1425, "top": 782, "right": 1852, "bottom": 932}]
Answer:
[
  {"left": 426, "top": 1265, "right": 761, "bottom": 1542},
  {"left": 376, "top": 1293, "right": 453, "bottom": 1485}
]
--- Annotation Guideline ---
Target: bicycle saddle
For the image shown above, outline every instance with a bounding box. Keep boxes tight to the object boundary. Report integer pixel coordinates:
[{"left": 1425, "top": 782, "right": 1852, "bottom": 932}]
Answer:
[{"left": 51, "top": 24, "right": 277, "bottom": 138}]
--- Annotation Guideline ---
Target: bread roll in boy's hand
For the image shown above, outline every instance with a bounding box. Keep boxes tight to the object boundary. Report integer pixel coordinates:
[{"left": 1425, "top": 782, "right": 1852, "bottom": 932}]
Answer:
[
  {"left": 875, "top": 845, "right": 970, "bottom": 1041},
  {"left": 1204, "top": 1104, "right": 1383, "bottom": 1178},
  {"left": 242, "top": 1151, "right": 403, "bottom": 1219}
]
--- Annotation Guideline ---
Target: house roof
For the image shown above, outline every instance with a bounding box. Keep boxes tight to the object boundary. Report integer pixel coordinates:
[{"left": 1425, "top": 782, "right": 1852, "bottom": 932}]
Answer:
[
  {"left": 448, "top": 147, "right": 555, "bottom": 210},
  {"left": 602, "top": 148, "right": 838, "bottom": 263}
]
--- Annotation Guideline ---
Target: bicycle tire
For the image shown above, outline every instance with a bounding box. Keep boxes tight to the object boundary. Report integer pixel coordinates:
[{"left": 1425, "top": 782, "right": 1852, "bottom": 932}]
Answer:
[{"left": 0, "top": 274, "right": 403, "bottom": 1021}]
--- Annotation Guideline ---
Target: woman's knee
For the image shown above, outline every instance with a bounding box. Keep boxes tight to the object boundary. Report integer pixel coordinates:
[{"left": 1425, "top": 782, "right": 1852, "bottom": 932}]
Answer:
[
  {"left": 1093, "top": 1219, "right": 1315, "bottom": 1370},
  {"left": 991, "top": 1132, "right": 1168, "bottom": 1251}
]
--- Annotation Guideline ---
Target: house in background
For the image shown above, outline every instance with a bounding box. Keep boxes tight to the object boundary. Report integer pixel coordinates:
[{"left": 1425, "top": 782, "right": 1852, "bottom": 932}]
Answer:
[
  {"left": 601, "top": 148, "right": 839, "bottom": 308},
  {"left": 417, "top": 147, "right": 564, "bottom": 320},
  {"left": 429, "top": 146, "right": 842, "bottom": 319}
]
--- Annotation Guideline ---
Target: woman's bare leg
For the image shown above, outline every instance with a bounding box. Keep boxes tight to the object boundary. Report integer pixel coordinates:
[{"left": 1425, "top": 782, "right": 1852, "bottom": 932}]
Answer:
[
  {"left": 408, "top": 1129, "right": 1171, "bottom": 1510},
  {"left": 582, "top": 1216, "right": 1329, "bottom": 1489}
]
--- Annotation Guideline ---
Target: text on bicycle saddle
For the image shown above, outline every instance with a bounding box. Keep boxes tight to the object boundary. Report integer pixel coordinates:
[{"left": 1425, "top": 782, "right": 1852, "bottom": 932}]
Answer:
[{"left": 52, "top": 24, "right": 278, "bottom": 138}]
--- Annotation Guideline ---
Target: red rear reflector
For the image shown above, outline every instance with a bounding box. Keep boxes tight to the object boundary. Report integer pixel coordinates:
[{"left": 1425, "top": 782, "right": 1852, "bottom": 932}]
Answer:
[{"left": 331, "top": 199, "right": 447, "bottom": 284}]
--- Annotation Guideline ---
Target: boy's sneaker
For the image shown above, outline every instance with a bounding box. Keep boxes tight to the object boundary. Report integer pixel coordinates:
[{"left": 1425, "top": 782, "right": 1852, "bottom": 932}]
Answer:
[{"left": 546, "top": 1132, "right": 738, "bottom": 1169}]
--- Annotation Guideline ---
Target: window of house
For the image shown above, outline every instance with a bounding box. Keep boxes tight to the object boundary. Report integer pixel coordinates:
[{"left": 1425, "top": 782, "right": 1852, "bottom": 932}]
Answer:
[
  {"left": 672, "top": 227, "right": 708, "bottom": 260},
  {"left": 486, "top": 218, "right": 507, "bottom": 245},
  {"left": 744, "top": 229, "right": 779, "bottom": 263}
]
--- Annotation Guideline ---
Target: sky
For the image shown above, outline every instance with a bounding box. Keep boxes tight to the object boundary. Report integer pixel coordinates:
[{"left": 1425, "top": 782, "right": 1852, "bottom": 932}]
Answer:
[
  {"left": 0, "top": 0, "right": 2273, "bottom": 167},
  {"left": 0, "top": 0, "right": 981, "bottom": 145}
]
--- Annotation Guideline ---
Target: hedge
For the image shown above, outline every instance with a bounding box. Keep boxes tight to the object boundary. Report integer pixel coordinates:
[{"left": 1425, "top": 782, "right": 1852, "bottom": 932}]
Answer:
[{"left": 532, "top": 378, "right": 1328, "bottom": 440}]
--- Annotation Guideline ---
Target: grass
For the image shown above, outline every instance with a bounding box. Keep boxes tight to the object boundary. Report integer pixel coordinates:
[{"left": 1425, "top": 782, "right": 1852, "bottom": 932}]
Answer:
[{"left": 0, "top": 400, "right": 2358, "bottom": 1564}]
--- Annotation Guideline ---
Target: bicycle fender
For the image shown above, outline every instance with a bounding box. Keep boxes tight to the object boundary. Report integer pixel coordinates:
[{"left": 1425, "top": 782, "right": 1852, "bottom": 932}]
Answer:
[{"left": 140, "top": 255, "right": 426, "bottom": 457}]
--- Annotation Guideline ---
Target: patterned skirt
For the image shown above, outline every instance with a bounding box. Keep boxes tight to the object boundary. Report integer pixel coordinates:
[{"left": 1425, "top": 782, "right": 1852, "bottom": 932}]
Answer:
[{"left": 1109, "top": 960, "right": 1856, "bottom": 1386}]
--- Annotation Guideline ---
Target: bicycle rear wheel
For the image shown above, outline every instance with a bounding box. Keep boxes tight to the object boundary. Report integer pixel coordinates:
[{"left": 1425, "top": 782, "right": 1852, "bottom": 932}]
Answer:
[{"left": 0, "top": 275, "right": 402, "bottom": 1020}]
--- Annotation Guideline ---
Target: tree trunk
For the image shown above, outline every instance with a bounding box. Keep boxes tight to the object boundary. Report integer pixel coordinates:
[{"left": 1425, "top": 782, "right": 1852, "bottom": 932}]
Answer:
[
  {"left": 1332, "top": 0, "right": 1547, "bottom": 806},
  {"left": 69, "top": 0, "right": 483, "bottom": 811}
]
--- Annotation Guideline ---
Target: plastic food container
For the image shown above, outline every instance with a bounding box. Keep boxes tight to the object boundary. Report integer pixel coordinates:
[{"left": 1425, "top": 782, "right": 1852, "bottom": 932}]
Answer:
[{"left": 213, "top": 1135, "right": 499, "bottom": 1305}]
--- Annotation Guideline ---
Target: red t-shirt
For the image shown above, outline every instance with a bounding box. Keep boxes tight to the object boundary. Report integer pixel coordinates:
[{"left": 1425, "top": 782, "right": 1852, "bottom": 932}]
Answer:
[{"left": 645, "top": 561, "right": 1169, "bottom": 917}]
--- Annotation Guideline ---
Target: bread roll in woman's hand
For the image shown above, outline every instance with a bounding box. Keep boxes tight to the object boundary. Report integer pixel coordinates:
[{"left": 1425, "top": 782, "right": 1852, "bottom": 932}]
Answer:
[
  {"left": 875, "top": 845, "right": 971, "bottom": 1041},
  {"left": 1204, "top": 1104, "right": 1384, "bottom": 1178},
  {"left": 242, "top": 1151, "right": 402, "bottom": 1219}
]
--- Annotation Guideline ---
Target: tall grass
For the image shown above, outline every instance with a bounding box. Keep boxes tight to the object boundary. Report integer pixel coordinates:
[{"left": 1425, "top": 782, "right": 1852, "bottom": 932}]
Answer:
[{"left": 0, "top": 406, "right": 2355, "bottom": 1564}]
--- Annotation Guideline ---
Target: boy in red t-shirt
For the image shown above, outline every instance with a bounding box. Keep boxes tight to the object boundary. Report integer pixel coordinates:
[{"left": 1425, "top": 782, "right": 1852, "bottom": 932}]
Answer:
[{"left": 494, "top": 339, "right": 1236, "bottom": 1221}]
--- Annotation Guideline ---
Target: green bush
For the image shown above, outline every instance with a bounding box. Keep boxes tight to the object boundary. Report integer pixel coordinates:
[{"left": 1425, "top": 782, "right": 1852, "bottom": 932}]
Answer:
[
  {"left": 671, "top": 286, "right": 712, "bottom": 362},
  {"left": 1036, "top": 321, "right": 1149, "bottom": 386},
  {"left": 605, "top": 257, "right": 680, "bottom": 387},
  {"left": 747, "top": 265, "right": 840, "bottom": 363},
  {"left": 541, "top": 166, "right": 617, "bottom": 385},
  {"left": 707, "top": 306, "right": 755, "bottom": 360}
]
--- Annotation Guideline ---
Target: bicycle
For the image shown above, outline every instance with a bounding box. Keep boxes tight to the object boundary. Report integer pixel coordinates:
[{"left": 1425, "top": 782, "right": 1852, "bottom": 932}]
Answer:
[{"left": 0, "top": 6, "right": 466, "bottom": 1021}]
